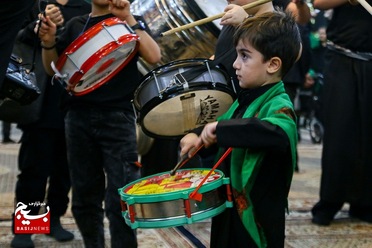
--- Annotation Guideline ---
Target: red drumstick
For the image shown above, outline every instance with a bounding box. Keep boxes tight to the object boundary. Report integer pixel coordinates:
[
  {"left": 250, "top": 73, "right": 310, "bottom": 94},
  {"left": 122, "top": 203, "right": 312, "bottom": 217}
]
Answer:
[{"left": 189, "top": 147, "right": 232, "bottom": 201}]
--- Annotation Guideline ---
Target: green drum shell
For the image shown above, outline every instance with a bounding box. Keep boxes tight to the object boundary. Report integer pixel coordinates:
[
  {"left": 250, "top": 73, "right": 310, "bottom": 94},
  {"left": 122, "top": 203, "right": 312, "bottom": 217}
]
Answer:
[{"left": 118, "top": 169, "right": 232, "bottom": 229}]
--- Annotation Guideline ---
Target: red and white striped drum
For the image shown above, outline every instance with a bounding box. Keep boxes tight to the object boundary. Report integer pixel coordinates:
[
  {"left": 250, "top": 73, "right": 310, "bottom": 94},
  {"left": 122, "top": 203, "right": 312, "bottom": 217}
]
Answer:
[{"left": 52, "top": 17, "right": 139, "bottom": 96}]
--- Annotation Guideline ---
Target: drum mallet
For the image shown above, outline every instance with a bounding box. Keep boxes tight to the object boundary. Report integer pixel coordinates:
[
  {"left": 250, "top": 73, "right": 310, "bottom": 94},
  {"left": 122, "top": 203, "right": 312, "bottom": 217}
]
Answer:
[
  {"left": 189, "top": 147, "right": 233, "bottom": 201},
  {"left": 169, "top": 144, "right": 204, "bottom": 176},
  {"left": 357, "top": 0, "right": 372, "bottom": 15}
]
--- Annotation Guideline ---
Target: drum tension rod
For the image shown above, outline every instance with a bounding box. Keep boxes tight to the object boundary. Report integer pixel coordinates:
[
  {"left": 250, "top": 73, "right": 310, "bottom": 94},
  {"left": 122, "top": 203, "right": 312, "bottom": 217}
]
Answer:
[
  {"left": 66, "top": 54, "right": 83, "bottom": 74},
  {"left": 205, "top": 61, "right": 216, "bottom": 87},
  {"left": 102, "top": 24, "right": 119, "bottom": 43},
  {"left": 153, "top": 71, "right": 163, "bottom": 99}
]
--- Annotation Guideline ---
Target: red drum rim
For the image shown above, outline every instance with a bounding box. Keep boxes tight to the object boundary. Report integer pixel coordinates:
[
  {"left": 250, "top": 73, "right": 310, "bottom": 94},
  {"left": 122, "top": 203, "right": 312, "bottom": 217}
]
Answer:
[{"left": 55, "top": 17, "right": 139, "bottom": 96}]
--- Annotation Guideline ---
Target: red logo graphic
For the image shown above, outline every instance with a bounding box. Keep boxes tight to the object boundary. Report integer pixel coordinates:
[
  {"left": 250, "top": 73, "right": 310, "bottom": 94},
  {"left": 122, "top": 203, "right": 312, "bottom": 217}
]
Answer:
[{"left": 14, "top": 202, "right": 50, "bottom": 234}]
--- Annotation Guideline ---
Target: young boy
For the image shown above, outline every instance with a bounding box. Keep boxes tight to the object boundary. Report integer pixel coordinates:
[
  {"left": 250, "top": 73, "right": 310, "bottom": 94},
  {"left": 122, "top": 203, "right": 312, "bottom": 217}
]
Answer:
[{"left": 180, "top": 10, "right": 301, "bottom": 248}]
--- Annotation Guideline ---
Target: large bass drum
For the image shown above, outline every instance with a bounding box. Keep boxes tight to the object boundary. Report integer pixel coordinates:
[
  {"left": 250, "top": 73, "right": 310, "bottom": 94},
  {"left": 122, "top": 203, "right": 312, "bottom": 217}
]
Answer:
[{"left": 130, "top": 0, "right": 227, "bottom": 65}]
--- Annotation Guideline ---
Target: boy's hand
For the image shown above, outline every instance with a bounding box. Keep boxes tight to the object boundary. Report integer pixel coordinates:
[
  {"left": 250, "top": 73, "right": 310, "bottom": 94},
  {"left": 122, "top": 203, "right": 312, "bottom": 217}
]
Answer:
[
  {"left": 199, "top": 122, "right": 217, "bottom": 148},
  {"left": 108, "top": 0, "right": 131, "bottom": 20},
  {"left": 180, "top": 133, "right": 199, "bottom": 157},
  {"left": 220, "top": 4, "right": 248, "bottom": 26}
]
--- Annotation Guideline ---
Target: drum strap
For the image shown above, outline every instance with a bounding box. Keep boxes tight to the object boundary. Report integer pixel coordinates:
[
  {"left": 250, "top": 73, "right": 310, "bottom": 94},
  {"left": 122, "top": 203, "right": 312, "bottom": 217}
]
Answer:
[
  {"left": 174, "top": 48, "right": 236, "bottom": 84},
  {"left": 174, "top": 64, "right": 210, "bottom": 84}
]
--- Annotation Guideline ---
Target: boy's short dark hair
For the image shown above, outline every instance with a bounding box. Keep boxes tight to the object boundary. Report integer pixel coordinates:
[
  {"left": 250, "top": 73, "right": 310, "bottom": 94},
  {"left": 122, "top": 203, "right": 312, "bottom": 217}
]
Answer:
[{"left": 233, "top": 9, "right": 302, "bottom": 77}]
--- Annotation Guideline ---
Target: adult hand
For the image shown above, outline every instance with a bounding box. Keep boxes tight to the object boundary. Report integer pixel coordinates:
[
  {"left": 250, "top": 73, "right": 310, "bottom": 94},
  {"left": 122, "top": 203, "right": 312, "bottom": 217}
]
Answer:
[{"left": 220, "top": 4, "right": 248, "bottom": 26}]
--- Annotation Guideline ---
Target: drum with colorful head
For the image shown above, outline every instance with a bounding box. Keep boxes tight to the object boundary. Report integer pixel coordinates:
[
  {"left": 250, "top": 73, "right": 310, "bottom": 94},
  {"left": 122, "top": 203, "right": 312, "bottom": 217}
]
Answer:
[{"left": 118, "top": 169, "right": 232, "bottom": 229}]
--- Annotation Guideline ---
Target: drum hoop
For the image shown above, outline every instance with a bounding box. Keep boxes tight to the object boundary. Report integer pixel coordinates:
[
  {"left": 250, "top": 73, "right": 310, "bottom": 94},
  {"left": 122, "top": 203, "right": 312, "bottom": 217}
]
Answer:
[
  {"left": 139, "top": 58, "right": 210, "bottom": 81},
  {"left": 119, "top": 169, "right": 227, "bottom": 203},
  {"left": 123, "top": 199, "right": 231, "bottom": 229},
  {"left": 71, "top": 36, "right": 139, "bottom": 96}
]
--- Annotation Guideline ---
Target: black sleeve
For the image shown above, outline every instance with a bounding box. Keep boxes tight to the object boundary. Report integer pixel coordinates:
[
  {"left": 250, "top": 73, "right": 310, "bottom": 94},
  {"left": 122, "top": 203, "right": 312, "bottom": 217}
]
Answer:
[
  {"left": 216, "top": 117, "right": 290, "bottom": 152},
  {"left": 272, "top": 0, "right": 290, "bottom": 9},
  {"left": 17, "top": 2, "right": 40, "bottom": 45}
]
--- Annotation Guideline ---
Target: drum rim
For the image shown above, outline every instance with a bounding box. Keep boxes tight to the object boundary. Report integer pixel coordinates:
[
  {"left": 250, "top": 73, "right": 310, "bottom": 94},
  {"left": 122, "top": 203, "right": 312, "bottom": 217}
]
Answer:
[
  {"left": 57, "top": 17, "right": 130, "bottom": 59},
  {"left": 119, "top": 168, "right": 227, "bottom": 203},
  {"left": 133, "top": 58, "right": 233, "bottom": 108},
  {"left": 136, "top": 58, "right": 212, "bottom": 88},
  {"left": 123, "top": 201, "right": 231, "bottom": 229}
]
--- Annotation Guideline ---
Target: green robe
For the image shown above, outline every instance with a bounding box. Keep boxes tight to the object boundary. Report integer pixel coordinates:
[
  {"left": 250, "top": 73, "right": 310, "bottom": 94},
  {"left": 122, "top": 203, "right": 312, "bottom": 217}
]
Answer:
[{"left": 217, "top": 81, "right": 297, "bottom": 247}]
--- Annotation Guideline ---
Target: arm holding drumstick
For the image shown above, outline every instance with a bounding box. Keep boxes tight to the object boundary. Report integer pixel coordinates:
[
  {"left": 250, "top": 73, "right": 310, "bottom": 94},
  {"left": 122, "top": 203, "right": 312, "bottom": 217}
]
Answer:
[
  {"left": 357, "top": 0, "right": 372, "bottom": 15},
  {"left": 161, "top": 0, "right": 272, "bottom": 36}
]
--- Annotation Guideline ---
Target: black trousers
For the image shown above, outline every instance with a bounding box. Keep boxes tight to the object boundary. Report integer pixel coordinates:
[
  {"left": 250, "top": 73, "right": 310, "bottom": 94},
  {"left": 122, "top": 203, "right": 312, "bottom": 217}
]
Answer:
[{"left": 2, "top": 121, "right": 11, "bottom": 140}]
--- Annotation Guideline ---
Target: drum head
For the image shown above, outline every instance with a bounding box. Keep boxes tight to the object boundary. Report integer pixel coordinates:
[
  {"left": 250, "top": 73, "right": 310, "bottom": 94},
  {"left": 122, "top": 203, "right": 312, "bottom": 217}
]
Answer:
[
  {"left": 142, "top": 88, "right": 234, "bottom": 137},
  {"left": 123, "top": 169, "right": 224, "bottom": 197}
]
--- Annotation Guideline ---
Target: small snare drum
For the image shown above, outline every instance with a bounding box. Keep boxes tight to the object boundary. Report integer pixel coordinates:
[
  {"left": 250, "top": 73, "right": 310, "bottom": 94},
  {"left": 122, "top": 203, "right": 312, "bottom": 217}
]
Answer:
[{"left": 118, "top": 169, "right": 232, "bottom": 229}]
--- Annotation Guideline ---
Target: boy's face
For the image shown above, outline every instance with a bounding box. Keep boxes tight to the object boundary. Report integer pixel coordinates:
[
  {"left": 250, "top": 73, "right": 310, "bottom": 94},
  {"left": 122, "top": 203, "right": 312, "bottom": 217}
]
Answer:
[{"left": 233, "top": 39, "right": 271, "bottom": 89}]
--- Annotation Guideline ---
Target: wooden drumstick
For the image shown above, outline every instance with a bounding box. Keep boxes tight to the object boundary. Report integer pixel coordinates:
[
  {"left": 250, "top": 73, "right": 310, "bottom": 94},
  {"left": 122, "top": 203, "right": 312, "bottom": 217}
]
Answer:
[
  {"left": 161, "top": 0, "right": 272, "bottom": 36},
  {"left": 169, "top": 144, "right": 204, "bottom": 176},
  {"left": 357, "top": 0, "right": 372, "bottom": 15}
]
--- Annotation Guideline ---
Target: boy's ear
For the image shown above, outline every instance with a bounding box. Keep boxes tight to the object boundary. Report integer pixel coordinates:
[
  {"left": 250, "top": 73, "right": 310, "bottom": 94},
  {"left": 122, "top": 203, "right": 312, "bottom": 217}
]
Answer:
[{"left": 267, "top": 57, "right": 282, "bottom": 74}]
